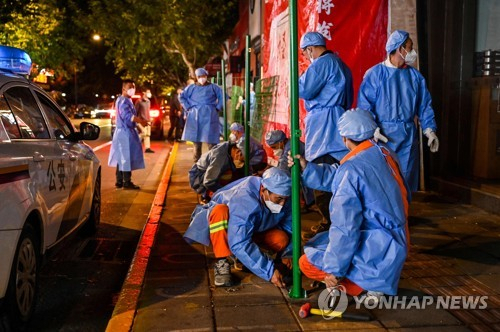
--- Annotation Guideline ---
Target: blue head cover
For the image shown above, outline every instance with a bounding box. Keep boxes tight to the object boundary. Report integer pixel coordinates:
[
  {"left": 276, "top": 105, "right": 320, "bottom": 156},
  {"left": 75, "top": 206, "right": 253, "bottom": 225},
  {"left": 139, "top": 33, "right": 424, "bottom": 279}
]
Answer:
[
  {"left": 338, "top": 108, "right": 377, "bottom": 141},
  {"left": 229, "top": 122, "right": 244, "bottom": 133},
  {"left": 261, "top": 167, "right": 291, "bottom": 196},
  {"left": 300, "top": 32, "right": 326, "bottom": 49},
  {"left": 265, "top": 130, "right": 286, "bottom": 145},
  {"left": 195, "top": 68, "right": 208, "bottom": 77},
  {"left": 386, "top": 30, "right": 409, "bottom": 53}
]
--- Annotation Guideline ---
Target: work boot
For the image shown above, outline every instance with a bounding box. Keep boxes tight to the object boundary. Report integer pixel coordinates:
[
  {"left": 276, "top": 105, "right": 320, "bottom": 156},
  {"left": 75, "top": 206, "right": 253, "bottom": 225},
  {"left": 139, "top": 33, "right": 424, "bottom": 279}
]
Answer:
[
  {"left": 123, "top": 182, "right": 140, "bottom": 190},
  {"left": 145, "top": 148, "right": 155, "bottom": 153},
  {"left": 214, "top": 258, "right": 233, "bottom": 287}
]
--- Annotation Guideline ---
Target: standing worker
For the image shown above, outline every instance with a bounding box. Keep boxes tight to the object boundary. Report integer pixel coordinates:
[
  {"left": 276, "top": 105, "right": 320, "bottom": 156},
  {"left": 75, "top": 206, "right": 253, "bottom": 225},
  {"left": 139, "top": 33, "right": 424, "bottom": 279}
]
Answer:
[
  {"left": 135, "top": 89, "right": 154, "bottom": 153},
  {"left": 167, "top": 87, "right": 184, "bottom": 142},
  {"left": 108, "top": 79, "right": 149, "bottom": 190},
  {"left": 357, "top": 30, "right": 439, "bottom": 192},
  {"left": 298, "top": 31, "right": 354, "bottom": 239},
  {"left": 180, "top": 68, "right": 224, "bottom": 162}
]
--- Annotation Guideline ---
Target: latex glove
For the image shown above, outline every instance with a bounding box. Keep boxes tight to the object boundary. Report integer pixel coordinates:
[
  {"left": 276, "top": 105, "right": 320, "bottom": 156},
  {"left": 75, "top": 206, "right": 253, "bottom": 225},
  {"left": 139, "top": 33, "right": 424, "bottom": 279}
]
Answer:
[
  {"left": 424, "top": 128, "right": 439, "bottom": 153},
  {"left": 373, "top": 127, "right": 388, "bottom": 143}
]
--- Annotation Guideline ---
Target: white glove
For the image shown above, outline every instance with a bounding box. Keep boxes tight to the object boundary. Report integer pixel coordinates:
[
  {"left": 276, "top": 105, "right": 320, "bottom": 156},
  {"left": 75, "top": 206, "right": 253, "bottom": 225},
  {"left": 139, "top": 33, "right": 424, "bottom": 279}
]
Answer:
[
  {"left": 424, "top": 128, "right": 439, "bottom": 153},
  {"left": 373, "top": 127, "right": 388, "bottom": 143}
]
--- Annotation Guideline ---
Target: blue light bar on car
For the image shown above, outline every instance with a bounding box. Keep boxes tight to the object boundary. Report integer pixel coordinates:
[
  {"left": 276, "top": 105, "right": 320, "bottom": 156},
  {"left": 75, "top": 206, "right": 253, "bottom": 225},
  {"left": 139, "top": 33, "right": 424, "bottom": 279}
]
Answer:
[{"left": 0, "top": 45, "right": 32, "bottom": 75}]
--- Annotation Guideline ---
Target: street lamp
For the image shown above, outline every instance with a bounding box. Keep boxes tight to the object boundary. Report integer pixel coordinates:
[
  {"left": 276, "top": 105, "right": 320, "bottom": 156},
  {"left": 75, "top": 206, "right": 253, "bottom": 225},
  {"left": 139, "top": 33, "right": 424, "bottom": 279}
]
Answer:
[{"left": 92, "top": 34, "right": 101, "bottom": 41}]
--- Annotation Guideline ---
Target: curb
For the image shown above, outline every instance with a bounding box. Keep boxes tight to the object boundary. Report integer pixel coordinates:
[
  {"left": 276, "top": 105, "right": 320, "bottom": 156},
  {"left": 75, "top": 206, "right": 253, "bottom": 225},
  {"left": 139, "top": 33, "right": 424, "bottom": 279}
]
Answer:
[{"left": 105, "top": 142, "right": 179, "bottom": 332}]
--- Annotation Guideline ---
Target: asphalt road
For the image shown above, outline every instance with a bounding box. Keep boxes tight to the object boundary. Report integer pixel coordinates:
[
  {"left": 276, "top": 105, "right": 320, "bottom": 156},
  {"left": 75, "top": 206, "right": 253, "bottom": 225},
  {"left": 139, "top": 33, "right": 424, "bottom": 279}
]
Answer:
[{"left": 27, "top": 118, "right": 170, "bottom": 331}]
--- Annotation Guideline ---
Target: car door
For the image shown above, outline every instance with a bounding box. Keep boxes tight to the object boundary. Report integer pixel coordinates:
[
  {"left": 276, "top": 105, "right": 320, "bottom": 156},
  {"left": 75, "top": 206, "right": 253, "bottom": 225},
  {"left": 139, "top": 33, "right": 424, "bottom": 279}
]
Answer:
[
  {"left": 1, "top": 84, "right": 75, "bottom": 247},
  {"left": 33, "top": 89, "right": 99, "bottom": 243}
]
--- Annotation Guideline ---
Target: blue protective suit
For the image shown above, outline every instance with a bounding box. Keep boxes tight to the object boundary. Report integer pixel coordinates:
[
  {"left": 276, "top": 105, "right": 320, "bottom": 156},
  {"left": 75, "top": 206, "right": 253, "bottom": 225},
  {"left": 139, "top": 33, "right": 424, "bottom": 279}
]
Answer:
[
  {"left": 108, "top": 96, "right": 145, "bottom": 171},
  {"left": 184, "top": 176, "right": 293, "bottom": 281},
  {"left": 299, "top": 51, "right": 353, "bottom": 162},
  {"left": 180, "top": 83, "right": 224, "bottom": 144},
  {"left": 188, "top": 142, "right": 240, "bottom": 195},
  {"left": 357, "top": 62, "right": 437, "bottom": 192},
  {"left": 301, "top": 140, "right": 409, "bottom": 295}
]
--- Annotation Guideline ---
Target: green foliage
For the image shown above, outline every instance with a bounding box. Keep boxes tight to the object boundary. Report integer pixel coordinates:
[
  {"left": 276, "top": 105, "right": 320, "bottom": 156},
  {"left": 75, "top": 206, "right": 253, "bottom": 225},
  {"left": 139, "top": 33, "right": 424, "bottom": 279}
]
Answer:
[
  {"left": 0, "top": 0, "right": 91, "bottom": 80},
  {"left": 89, "top": 0, "right": 239, "bottom": 90}
]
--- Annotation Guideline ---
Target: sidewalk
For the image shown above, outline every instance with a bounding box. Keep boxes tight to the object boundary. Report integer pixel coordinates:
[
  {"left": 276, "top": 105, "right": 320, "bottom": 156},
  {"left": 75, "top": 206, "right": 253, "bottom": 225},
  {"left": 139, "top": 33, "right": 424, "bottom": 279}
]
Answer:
[{"left": 116, "top": 142, "right": 500, "bottom": 331}]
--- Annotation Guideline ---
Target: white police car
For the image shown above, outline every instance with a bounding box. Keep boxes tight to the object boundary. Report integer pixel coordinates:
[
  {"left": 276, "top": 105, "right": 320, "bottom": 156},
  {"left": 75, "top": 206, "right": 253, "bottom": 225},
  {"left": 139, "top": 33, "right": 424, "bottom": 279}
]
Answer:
[{"left": 0, "top": 45, "right": 101, "bottom": 329}]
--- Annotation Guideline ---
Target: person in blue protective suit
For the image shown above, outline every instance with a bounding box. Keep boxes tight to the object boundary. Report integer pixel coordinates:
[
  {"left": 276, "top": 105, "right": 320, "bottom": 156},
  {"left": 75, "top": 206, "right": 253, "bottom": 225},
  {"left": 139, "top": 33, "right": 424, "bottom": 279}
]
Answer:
[
  {"left": 229, "top": 122, "right": 267, "bottom": 174},
  {"left": 265, "top": 130, "right": 315, "bottom": 208},
  {"left": 298, "top": 31, "right": 354, "bottom": 239},
  {"left": 184, "top": 167, "right": 293, "bottom": 288},
  {"left": 188, "top": 141, "right": 245, "bottom": 204},
  {"left": 108, "top": 79, "right": 149, "bottom": 190},
  {"left": 289, "top": 108, "right": 409, "bottom": 297},
  {"left": 357, "top": 30, "right": 439, "bottom": 192},
  {"left": 180, "top": 68, "right": 224, "bottom": 162}
]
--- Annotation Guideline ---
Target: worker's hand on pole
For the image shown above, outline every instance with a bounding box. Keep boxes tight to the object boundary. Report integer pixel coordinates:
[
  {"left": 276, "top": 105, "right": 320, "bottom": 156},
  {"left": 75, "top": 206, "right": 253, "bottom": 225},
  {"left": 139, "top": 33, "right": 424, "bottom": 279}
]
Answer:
[
  {"left": 271, "top": 269, "right": 286, "bottom": 288},
  {"left": 287, "top": 153, "right": 307, "bottom": 170}
]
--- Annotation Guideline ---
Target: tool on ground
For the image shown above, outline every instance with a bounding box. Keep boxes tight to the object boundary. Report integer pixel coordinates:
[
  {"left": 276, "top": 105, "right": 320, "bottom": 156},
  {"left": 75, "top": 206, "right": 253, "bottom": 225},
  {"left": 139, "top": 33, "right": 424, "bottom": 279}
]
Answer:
[{"left": 298, "top": 303, "right": 371, "bottom": 321}]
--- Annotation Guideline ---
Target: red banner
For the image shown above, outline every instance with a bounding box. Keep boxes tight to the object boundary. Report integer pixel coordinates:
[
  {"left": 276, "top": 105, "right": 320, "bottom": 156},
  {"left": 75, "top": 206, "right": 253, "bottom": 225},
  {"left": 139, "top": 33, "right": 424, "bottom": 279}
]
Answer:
[{"left": 262, "top": 0, "right": 388, "bottom": 139}]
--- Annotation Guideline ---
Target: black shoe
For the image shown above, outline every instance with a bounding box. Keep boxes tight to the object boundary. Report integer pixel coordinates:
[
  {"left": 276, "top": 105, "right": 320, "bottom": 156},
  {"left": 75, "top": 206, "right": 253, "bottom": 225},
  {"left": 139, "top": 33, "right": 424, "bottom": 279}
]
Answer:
[
  {"left": 123, "top": 182, "right": 140, "bottom": 190},
  {"left": 145, "top": 148, "right": 155, "bottom": 153},
  {"left": 115, "top": 182, "right": 123, "bottom": 188}
]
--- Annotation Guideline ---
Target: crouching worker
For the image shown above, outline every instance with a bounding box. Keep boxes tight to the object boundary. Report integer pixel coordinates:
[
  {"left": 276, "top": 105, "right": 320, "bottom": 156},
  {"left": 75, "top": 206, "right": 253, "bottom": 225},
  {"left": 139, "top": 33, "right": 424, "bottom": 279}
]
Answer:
[
  {"left": 289, "top": 108, "right": 409, "bottom": 297},
  {"left": 189, "top": 141, "right": 245, "bottom": 203},
  {"left": 184, "top": 167, "right": 293, "bottom": 288},
  {"left": 229, "top": 122, "right": 267, "bottom": 174}
]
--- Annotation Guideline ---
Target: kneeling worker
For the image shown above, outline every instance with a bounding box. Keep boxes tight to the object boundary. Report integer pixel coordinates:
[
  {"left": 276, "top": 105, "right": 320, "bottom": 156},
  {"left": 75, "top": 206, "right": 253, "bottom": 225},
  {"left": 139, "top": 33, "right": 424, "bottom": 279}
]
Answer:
[
  {"left": 290, "top": 108, "right": 409, "bottom": 297},
  {"left": 184, "top": 167, "right": 292, "bottom": 288},
  {"left": 188, "top": 141, "right": 245, "bottom": 203}
]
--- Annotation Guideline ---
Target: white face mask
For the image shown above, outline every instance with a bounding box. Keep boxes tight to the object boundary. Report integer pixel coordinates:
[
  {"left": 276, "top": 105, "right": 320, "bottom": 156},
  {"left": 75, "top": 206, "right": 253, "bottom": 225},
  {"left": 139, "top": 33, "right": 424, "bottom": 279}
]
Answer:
[
  {"left": 197, "top": 77, "right": 207, "bottom": 85},
  {"left": 126, "top": 88, "right": 136, "bottom": 97},
  {"left": 264, "top": 190, "right": 283, "bottom": 214},
  {"left": 400, "top": 48, "right": 417, "bottom": 65},
  {"left": 307, "top": 48, "right": 315, "bottom": 63},
  {"left": 273, "top": 148, "right": 284, "bottom": 158},
  {"left": 229, "top": 133, "right": 237, "bottom": 142},
  {"left": 146, "top": 92, "right": 152, "bottom": 99}
]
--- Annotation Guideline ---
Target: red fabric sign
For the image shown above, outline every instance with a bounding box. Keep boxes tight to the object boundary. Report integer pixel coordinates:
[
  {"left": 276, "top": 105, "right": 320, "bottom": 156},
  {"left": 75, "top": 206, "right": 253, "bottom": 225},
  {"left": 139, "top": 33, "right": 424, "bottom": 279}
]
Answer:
[{"left": 261, "top": 0, "right": 388, "bottom": 142}]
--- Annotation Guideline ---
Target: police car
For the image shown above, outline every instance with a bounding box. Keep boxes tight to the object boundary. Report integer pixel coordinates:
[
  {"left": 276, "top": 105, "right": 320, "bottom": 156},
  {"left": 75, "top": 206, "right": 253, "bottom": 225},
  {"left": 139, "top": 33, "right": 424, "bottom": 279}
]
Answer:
[{"left": 0, "top": 45, "right": 101, "bottom": 329}]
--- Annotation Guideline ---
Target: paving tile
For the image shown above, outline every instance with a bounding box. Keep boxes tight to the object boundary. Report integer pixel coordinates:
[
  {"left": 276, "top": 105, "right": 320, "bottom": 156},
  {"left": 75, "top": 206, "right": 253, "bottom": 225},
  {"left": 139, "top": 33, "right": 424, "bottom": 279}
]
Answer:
[
  {"left": 387, "top": 327, "right": 471, "bottom": 332},
  {"left": 469, "top": 324, "right": 496, "bottom": 332},
  {"left": 212, "top": 283, "right": 285, "bottom": 307},
  {"left": 214, "top": 303, "right": 299, "bottom": 330},
  {"left": 133, "top": 297, "right": 213, "bottom": 331},
  {"left": 371, "top": 307, "right": 461, "bottom": 328}
]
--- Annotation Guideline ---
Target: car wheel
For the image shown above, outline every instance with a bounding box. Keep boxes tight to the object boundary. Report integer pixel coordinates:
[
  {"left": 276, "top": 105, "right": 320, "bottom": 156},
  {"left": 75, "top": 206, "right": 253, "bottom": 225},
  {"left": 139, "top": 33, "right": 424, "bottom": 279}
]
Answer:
[
  {"left": 6, "top": 223, "right": 39, "bottom": 330},
  {"left": 82, "top": 169, "right": 101, "bottom": 235}
]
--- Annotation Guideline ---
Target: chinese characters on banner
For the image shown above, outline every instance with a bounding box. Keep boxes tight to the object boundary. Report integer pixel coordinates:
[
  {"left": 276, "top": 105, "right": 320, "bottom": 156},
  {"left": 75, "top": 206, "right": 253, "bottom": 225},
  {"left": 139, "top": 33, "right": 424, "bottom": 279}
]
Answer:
[{"left": 262, "top": 0, "right": 388, "bottom": 138}]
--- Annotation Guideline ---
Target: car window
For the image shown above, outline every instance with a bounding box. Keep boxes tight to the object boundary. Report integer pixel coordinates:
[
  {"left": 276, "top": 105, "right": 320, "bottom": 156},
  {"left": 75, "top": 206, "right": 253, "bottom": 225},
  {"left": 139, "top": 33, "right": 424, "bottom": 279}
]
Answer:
[
  {"left": 0, "top": 100, "right": 22, "bottom": 139},
  {"left": 3, "top": 86, "right": 49, "bottom": 139},
  {"left": 36, "top": 91, "right": 72, "bottom": 139}
]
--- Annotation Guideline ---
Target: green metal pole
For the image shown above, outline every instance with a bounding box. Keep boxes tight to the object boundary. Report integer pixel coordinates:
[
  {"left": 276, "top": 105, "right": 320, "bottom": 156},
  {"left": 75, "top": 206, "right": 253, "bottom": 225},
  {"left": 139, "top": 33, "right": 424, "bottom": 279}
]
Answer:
[
  {"left": 221, "top": 60, "right": 228, "bottom": 141},
  {"left": 289, "top": 0, "right": 306, "bottom": 299},
  {"left": 244, "top": 34, "right": 251, "bottom": 176},
  {"left": 216, "top": 71, "right": 221, "bottom": 86},
  {"left": 210, "top": 77, "right": 215, "bottom": 84}
]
